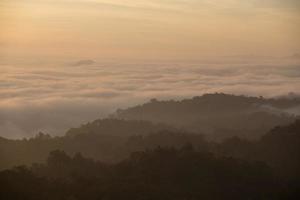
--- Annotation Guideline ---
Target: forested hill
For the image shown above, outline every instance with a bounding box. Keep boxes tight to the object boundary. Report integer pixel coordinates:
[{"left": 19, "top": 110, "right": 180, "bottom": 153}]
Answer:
[
  {"left": 65, "top": 118, "right": 174, "bottom": 137},
  {"left": 0, "top": 120, "right": 299, "bottom": 199},
  {"left": 115, "top": 93, "right": 300, "bottom": 140},
  {"left": 0, "top": 94, "right": 300, "bottom": 169},
  {"left": 0, "top": 119, "right": 176, "bottom": 170}
]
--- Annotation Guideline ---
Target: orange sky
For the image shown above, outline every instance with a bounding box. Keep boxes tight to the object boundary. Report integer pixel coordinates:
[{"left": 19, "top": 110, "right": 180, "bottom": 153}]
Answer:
[{"left": 1, "top": 0, "right": 300, "bottom": 60}]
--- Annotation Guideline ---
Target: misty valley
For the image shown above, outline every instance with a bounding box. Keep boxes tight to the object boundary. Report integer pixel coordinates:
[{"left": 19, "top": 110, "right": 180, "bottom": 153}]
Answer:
[
  {"left": 0, "top": 93, "right": 299, "bottom": 199},
  {"left": 1, "top": 0, "right": 300, "bottom": 199}
]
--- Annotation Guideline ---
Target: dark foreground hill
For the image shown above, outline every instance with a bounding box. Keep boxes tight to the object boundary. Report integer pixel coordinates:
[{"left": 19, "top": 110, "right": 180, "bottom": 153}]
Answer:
[
  {"left": 0, "top": 115, "right": 299, "bottom": 199},
  {"left": 0, "top": 118, "right": 299, "bottom": 182},
  {"left": 115, "top": 93, "right": 300, "bottom": 140},
  {"left": 1, "top": 147, "right": 297, "bottom": 200},
  {"left": 215, "top": 120, "right": 300, "bottom": 180},
  {"left": 0, "top": 93, "right": 299, "bottom": 199}
]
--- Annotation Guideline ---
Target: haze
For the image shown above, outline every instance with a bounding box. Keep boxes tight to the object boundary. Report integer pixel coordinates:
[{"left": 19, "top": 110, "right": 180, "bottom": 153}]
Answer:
[{"left": 0, "top": 0, "right": 299, "bottom": 138}]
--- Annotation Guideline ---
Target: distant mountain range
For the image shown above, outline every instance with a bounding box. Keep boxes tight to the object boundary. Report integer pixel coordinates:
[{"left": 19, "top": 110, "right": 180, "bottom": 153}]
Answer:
[
  {"left": 114, "top": 93, "right": 300, "bottom": 140},
  {"left": 0, "top": 93, "right": 299, "bottom": 171}
]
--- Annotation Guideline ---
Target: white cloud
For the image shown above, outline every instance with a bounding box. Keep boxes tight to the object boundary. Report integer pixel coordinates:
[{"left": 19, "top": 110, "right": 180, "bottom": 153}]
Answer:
[{"left": 0, "top": 57, "right": 299, "bottom": 138}]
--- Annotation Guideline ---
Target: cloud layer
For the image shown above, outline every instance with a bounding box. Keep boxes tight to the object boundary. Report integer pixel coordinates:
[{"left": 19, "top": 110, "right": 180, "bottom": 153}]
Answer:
[
  {"left": 0, "top": 57, "right": 299, "bottom": 138},
  {"left": 0, "top": 0, "right": 299, "bottom": 138}
]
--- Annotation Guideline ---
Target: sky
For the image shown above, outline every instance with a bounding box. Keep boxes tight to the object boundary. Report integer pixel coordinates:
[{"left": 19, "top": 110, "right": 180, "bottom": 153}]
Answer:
[
  {"left": 1, "top": 0, "right": 300, "bottom": 59},
  {"left": 0, "top": 0, "right": 300, "bottom": 138}
]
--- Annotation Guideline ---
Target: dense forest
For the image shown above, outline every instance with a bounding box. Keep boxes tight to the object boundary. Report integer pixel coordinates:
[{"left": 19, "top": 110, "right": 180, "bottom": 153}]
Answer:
[
  {"left": 0, "top": 94, "right": 299, "bottom": 199},
  {"left": 1, "top": 146, "right": 297, "bottom": 200}
]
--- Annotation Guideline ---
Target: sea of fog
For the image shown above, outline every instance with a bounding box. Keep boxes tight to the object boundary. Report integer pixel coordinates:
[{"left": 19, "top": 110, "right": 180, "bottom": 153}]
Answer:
[{"left": 0, "top": 57, "right": 299, "bottom": 138}]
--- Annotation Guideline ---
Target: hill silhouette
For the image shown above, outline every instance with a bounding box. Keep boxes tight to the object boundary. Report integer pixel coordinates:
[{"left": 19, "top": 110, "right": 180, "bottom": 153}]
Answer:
[
  {"left": 0, "top": 119, "right": 176, "bottom": 169},
  {"left": 215, "top": 120, "right": 300, "bottom": 180},
  {"left": 0, "top": 147, "right": 292, "bottom": 200},
  {"left": 115, "top": 93, "right": 300, "bottom": 140},
  {"left": 0, "top": 118, "right": 299, "bottom": 183},
  {"left": 0, "top": 94, "right": 299, "bottom": 172},
  {"left": 0, "top": 94, "right": 300, "bottom": 199}
]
